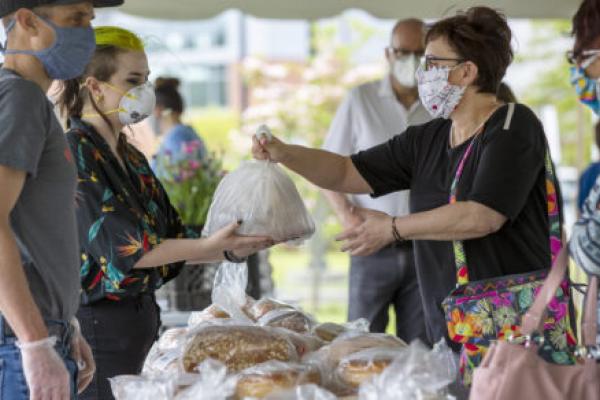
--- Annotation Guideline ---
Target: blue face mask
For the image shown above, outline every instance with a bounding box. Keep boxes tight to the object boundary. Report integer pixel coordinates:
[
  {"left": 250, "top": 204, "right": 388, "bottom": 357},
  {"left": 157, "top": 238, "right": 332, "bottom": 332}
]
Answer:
[
  {"left": 570, "top": 66, "right": 600, "bottom": 115},
  {"left": 2, "top": 16, "right": 96, "bottom": 80}
]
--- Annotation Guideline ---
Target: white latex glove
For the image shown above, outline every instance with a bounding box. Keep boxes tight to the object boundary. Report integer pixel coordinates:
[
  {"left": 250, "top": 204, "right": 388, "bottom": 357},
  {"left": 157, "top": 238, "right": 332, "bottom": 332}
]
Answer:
[
  {"left": 70, "top": 318, "right": 95, "bottom": 394},
  {"left": 18, "top": 336, "right": 70, "bottom": 400}
]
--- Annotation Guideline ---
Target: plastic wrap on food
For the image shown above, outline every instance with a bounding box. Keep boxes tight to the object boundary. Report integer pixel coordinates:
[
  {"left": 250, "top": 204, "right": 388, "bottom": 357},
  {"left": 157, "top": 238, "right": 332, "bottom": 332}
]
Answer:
[
  {"left": 312, "top": 319, "right": 369, "bottom": 343},
  {"left": 202, "top": 158, "right": 315, "bottom": 244},
  {"left": 187, "top": 304, "right": 231, "bottom": 328},
  {"left": 335, "top": 347, "right": 407, "bottom": 388},
  {"left": 110, "top": 375, "right": 176, "bottom": 400},
  {"left": 234, "top": 361, "right": 321, "bottom": 399},
  {"left": 143, "top": 327, "right": 189, "bottom": 374},
  {"left": 175, "top": 359, "right": 238, "bottom": 400},
  {"left": 250, "top": 297, "right": 296, "bottom": 320},
  {"left": 274, "top": 329, "right": 325, "bottom": 358},
  {"left": 211, "top": 262, "right": 256, "bottom": 323},
  {"left": 263, "top": 384, "right": 337, "bottom": 400},
  {"left": 358, "top": 340, "right": 457, "bottom": 400},
  {"left": 182, "top": 324, "right": 299, "bottom": 373},
  {"left": 258, "top": 309, "right": 314, "bottom": 334}
]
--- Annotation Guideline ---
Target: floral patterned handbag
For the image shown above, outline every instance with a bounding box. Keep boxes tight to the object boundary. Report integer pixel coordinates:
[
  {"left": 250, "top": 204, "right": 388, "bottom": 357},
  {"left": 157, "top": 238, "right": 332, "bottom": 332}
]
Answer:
[{"left": 441, "top": 103, "right": 576, "bottom": 386}]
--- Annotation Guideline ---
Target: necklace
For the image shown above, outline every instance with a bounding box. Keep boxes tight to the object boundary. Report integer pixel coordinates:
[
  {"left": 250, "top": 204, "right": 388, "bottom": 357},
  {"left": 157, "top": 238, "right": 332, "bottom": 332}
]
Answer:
[{"left": 450, "top": 104, "right": 503, "bottom": 148}]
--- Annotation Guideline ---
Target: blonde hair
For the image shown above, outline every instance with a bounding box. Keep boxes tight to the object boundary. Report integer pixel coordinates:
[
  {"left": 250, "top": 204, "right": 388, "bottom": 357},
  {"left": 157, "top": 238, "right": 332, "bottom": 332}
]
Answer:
[{"left": 94, "top": 26, "right": 145, "bottom": 51}]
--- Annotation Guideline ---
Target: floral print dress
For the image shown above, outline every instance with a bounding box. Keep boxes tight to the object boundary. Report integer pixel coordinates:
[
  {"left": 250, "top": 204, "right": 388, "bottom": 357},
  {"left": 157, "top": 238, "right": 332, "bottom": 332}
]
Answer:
[{"left": 66, "top": 118, "right": 192, "bottom": 305}]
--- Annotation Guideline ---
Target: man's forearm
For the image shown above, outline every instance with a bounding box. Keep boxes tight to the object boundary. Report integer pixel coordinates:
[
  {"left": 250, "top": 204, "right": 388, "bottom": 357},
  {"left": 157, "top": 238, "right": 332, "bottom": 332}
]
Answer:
[{"left": 0, "top": 222, "right": 48, "bottom": 342}]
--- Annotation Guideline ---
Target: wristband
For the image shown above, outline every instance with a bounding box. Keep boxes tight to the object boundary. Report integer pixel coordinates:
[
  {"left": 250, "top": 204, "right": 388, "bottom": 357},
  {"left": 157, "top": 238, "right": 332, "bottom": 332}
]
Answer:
[
  {"left": 391, "top": 217, "right": 405, "bottom": 242},
  {"left": 16, "top": 335, "right": 57, "bottom": 351},
  {"left": 224, "top": 250, "right": 248, "bottom": 263}
]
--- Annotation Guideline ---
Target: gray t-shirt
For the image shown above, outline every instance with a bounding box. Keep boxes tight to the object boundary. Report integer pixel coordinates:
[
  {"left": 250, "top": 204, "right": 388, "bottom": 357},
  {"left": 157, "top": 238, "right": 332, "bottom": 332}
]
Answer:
[{"left": 0, "top": 69, "right": 80, "bottom": 321}]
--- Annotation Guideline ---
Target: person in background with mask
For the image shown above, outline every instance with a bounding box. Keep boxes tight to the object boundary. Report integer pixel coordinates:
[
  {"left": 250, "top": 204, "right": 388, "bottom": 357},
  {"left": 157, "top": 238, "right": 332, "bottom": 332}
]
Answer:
[
  {"left": 150, "top": 77, "right": 208, "bottom": 179},
  {"left": 58, "top": 27, "right": 274, "bottom": 400},
  {"left": 0, "top": 1, "right": 124, "bottom": 399},
  {"left": 322, "top": 19, "right": 429, "bottom": 341}
]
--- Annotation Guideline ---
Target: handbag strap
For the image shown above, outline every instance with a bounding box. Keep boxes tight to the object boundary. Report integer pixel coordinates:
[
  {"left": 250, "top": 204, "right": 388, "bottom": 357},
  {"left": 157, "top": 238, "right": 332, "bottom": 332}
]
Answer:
[
  {"left": 521, "top": 247, "right": 598, "bottom": 346},
  {"left": 450, "top": 103, "right": 562, "bottom": 286}
]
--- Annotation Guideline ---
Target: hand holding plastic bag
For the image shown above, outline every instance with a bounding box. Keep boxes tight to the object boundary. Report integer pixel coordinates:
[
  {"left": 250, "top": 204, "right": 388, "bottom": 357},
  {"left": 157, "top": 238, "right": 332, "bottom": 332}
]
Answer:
[{"left": 204, "top": 125, "right": 315, "bottom": 245}]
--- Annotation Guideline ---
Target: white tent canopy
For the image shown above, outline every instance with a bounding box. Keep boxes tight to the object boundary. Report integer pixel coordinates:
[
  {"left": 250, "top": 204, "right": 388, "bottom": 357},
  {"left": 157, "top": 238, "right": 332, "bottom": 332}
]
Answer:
[{"left": 120, "top": 0, "right": 581, "bottom": 20}]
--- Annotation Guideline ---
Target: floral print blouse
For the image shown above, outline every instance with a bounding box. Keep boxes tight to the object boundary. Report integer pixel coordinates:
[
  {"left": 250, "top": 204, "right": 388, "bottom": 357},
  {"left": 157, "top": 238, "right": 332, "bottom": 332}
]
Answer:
[{"left": 66, "top": 118, "right": 191, "bottom": 304}]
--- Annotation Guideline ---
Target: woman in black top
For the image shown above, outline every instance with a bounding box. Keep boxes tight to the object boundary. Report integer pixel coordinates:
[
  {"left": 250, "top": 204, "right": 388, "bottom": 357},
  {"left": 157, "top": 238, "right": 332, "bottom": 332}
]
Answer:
[
  {"left": 253, "top": 7, "right": 558, "bottom": 347},
  {"left": 58, "top": 27, "right": 273, "bottom": 399}
]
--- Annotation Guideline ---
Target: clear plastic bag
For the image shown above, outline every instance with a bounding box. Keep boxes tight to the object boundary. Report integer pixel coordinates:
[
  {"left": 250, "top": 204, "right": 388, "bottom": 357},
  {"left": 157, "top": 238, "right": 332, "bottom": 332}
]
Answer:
[
  {"left": 181, "top": 323, "right": 299, "bottom": 373},
  {"left": 143, "top": 327, "right": 189, "bottom": 374},
  {"left": 174, "top": 359, "right": 238, "bottom": 400},
  {"left": 235, "top": 361, "right": 321, "bottom": 399},
  {"left": 312, "top": 319, "right": 370, "bottom": 342},
  {"left": 273, "top": 329, "right": 325, "bottom": 358},
  {"left": 187, "top": 304, "right": 232, "bottom": 328},
  {"left": 211, "top": 262, "right": 256, "bottom": 323},
  {"left": 357, "top": 340, "right": 458, "bottom": 400},
  {"left": 249, "top": 297, "right": 296, "bottom": 320},
  {"left": 263, "top": 384, "right": 337, "bottom": 400},
  {"left": 258, "top": 308, "right": 314, "bottom": 334},
  {"left": 110, "top": 374, "right": 176, "bottom": 400},
  {"left": 335, "top": 347, "right": 408, "bottom": 389},
  {"left": 202, "top": 159, "right": 315, "bottom": 244}
]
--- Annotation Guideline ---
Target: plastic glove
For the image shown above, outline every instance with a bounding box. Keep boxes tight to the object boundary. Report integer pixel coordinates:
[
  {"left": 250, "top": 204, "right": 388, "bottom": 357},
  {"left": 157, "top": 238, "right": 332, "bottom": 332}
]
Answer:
[
  {"left": 70, "top": 318, "right": 96, "bottom": 394},
  {"left": 17, "top": 336, "right": 70, "bottom": 400}
]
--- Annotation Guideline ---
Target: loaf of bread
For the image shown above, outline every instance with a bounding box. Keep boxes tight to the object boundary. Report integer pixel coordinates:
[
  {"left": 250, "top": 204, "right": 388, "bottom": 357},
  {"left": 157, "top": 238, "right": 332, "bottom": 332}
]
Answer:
[
  {"left": 250, "top": 298, "right": 295, "bottom": 320},
  {"left": 182, "top": 325, "right": 298, "bottom": 373},
  {"left": 259, "top": 309, "right": 313, "bottom": 334},
  {"left": 313, "top": 322, "right": 347, "bottom": 342},
  {"left": 235, "top": 362, "right": 321, "bottom": 399},
  {"left": 337, "top": 358, "right": 392, "bottom": 388},
  {"left": 276, "top": 329, "right": 324, "bottom": 357},
  {"left": 318, "top": 333, "right": 406, "bottom": 367}
]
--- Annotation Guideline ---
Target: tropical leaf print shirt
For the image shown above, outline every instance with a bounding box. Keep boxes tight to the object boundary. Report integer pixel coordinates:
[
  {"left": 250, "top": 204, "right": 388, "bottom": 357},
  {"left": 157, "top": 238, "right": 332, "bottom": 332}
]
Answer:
[{"left": 67, "top": 118, "right": 189, "bottom": 304}]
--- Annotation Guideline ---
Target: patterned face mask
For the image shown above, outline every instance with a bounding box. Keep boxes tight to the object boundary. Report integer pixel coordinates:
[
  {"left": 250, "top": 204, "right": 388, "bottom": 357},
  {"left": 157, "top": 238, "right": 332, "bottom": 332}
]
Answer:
[
  {"left": 570, "top": 66, "right": 600, "bottom": 115},
  {"left": 416, "top": 65, "right": 466, "bottom": 119}
]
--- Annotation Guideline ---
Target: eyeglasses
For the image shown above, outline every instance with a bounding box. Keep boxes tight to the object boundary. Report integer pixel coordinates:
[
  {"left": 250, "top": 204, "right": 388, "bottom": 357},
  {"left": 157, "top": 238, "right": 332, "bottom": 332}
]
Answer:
[
  {"left": 567, "top": 49, "right": 600, "bottom": 68},
  {"left": 420, "top": 55, "right": 466, "bottom": 71},
  {"left": 386, "top": 47, "right": 424, "bottom": 58}
]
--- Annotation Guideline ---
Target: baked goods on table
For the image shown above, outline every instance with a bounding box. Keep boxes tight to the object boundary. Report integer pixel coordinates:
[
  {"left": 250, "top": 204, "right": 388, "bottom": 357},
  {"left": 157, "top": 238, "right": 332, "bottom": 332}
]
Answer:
[
  {"left": 249, "top": 297, "right": 295, "bottom": 320},
  {"left": 181, "top": 325, "right": 298, "bottom": 373},
  {"left": 235, "top": 361, "right": 321, "bottom": 399},
  {"left": 313, "top": 322, "right": 347, "bottom": 342},
  {"left": 317, "top": 332, "right": 407, "bottom": 367},
  {"left": 258, "top": 309, "right": 314, "bottom": 334},
  {"left": 335, "top": 348, "right": 405, "bottom": 388}
]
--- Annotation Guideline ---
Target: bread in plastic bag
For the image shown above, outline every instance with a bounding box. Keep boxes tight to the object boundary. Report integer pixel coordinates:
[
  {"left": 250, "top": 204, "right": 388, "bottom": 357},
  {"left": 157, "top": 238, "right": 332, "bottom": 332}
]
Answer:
[
  {"left": 250, "top": 297, "right": 296, "bottom": 320},
  {"left": 174, "top": 359, "right": 238, "bottom": 400},
  {"left": 335, "top": 347, "right": 407, "bottom": 388},
  {"left": 258, "top": 308, "right": 314, "bottom": 334},
  {"left": 263, "top": 384, "right": 337, "bottom": 400},
  {"left": 235, "top": 361, "right": 321, "bottom": 399},
  {"left": 143, "top": 327, "right": 189, "bottom": 374},
  {"left": 187, "top": 304, "right": 232, "bottom": 328},
  {"left": 274, "top": 329, "right": 325, "bottom": 358},
  {"left": 357, "top": 340, "right": 457, "bottom": 400},
  {"left": 211, "top": 262, "right": 256, "bottom": 323},
  {"left": 110, "top": 374, "right": 177, "bottom": 400},
  {"left": 181, "top": 324, "right": 299, "bottom": 373},
  {"left": 309, "top": 332, "right": 407, "bottom": 367},
  {"left": 202, "top": 159, "right": 315, "bottom": 244},
  {"left": 312, "top": 319, "right": 370, "bottom": 342}
]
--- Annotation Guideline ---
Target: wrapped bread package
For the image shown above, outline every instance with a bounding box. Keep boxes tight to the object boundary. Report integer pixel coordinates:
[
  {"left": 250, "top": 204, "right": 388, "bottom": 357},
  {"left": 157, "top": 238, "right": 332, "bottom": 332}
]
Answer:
[
  {"left": 174, "top": 359, "right": 238, "bottom": 400},
  {"left": 313, "top": 332, "right": 407, "bottom": 367},
  {"left": 202, "top": 156, "right": 315, "bottom": 244},
  {"left": 275, "top": 329, "right": 325, "bottom": 358},
  {"left": 250, "top": 297, "right": 296, "bottom": 320},
  {"left": 258, "top": 309, "right": 314, "bottom": 334},
  {"left": 312, "top": 319, "right": 369, "bottom": 342},
  {"left": 335, "top": 347, "right": 406, "bottom": 388},
  {"left": 181, "top": 324, "right": 299, "bottom": 373},
  {"left": 235, "top": 361, "right": 321, "bottom": 399},
  {"left": 358, "top": 340, "right": 457, "bottom": 400},
  {"left": 143, "top": 327, "right": 188, "bottom": 374}
]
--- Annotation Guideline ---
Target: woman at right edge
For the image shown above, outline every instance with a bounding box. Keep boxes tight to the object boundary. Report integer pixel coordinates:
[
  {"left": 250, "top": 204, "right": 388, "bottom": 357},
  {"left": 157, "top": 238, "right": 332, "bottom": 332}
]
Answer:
[{"left": 253, "top": 7, "right": 565, "bottom": 398}]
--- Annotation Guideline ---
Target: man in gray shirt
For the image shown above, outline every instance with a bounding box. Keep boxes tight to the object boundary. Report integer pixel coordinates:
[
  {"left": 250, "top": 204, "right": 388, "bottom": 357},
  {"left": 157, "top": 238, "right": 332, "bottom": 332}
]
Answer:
[{"left": 0, "top": 1, "right": 123, "bottom": 399}]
